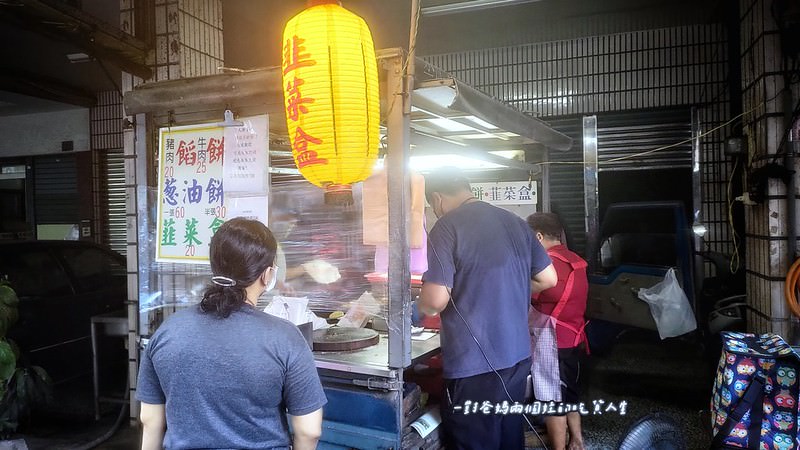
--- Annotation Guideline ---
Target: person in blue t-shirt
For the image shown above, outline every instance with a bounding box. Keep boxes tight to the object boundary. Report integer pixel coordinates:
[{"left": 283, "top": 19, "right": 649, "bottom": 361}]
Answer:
[
  {"left": 418, "top": 167, "right": 557, "bottom": 450},
  {"left": 137, "top": 218, "right": 327, "bottom": 450}
]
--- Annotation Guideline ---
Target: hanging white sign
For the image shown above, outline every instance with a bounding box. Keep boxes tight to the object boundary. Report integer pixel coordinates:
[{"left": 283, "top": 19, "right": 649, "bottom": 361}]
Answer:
[
  {"left": 155, "top": 115, "right": 269, "bottom": 264},
  {"left": 470, "top": 181, "right": 537, "bottom": 205}
]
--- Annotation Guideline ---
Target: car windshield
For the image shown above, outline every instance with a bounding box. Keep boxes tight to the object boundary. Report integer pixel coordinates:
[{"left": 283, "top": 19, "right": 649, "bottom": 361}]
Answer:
[
  {"left": 0, "top": 246, "right": 73, "bottom": 297},
  {"left": 599, "top": 233, "right": 677, "bottom": 269},
  {"left": 598, "top": 206, "right": 680, "bottom": 271},
  {"left": 58, "top": 245, "right": 126, "bottom": 293}
]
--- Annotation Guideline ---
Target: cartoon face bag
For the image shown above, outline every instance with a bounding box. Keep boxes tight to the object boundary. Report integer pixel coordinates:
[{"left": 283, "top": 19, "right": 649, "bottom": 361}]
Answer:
[{"left": 710, "top": 332, "right": 800, "bottom": 450}]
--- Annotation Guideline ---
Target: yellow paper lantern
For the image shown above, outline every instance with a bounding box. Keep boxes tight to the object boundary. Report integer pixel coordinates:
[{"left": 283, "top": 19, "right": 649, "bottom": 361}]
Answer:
[{"left": 281, "top": 0, "right": 380, "bottom": 205}]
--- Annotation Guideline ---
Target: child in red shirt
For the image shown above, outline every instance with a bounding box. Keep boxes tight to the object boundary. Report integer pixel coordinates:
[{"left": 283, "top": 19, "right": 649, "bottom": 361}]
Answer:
[{"left": 528, "top": 212, "right": 588, "bottom": 450}]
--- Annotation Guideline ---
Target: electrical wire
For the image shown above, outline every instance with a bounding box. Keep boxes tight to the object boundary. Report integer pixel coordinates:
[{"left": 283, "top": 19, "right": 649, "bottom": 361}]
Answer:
[
  {"left": 532, "top": 98, "right": 769, "bottom": 169},
  {"left": 726, "top": 157, "right": 741, "bottom": 274},
  {"left": 428, "top": 243, "right": 549, "bottom": 449},
  {"left": 769, "top": 92, "right": 800, "bottom": 164}
]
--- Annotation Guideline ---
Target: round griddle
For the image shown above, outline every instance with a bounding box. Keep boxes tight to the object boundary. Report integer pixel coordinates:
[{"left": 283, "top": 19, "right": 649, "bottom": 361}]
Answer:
[{"left": 312, "top": 327, "right": 380, "bottom": 352}]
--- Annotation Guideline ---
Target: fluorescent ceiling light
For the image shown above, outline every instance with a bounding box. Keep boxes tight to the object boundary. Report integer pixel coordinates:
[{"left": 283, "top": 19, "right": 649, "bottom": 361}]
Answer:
[
  {"left": 422, "top": 0, "right": 543, "bottom": 16},
  {"left": 466, "top": 116, "right": 499, "bottom": 129},
  {"left": 460, "top": 134, "right": 501, "bottom": 140},
  {"left": 489, "top": 150, "right": 525, "bottom": 161},
  {"left": 373, "top": 154, "right": 505, "bottom": 172},
  {"left": 414, "top": 130, "right": 467, "bottom": 146},
  {"left": 427, "top": 118, "right": 477, "bottom": 132},
  {"left": 410, "top": 154, "right": 504, "bottom": 171}
]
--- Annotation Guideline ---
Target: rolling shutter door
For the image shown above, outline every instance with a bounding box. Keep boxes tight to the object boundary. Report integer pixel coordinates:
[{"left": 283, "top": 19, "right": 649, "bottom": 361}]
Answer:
[
  {"left": 597, "top": 108, "right": 692, "bottom": 172},
  {"left": 34, "top": 155, "right": 78, "bottom": 224}
]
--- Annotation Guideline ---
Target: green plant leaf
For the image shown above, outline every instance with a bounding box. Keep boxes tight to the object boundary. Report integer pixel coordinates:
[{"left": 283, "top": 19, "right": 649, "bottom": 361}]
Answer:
[
  {"left": 6, "top": 339, "right": 19, "bottom": 361},
  {"left": 0, "top": 285, "right": 18, "bottom": 308},
  {"left": 0, "top": 341, "right": 16, "bottom": 381},
  {"left": 14, "top": 370, "right": 26, "bottom": 405}
]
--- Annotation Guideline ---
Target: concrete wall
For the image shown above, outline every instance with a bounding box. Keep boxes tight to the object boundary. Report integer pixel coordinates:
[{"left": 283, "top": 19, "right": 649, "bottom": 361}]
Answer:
[
  {"left": 424, "top": 24, "right": 734, "bottom": 261},
  {"left": 121, "top": 0, "right": 225, "bottom": 420},
  {"left": 740, "top": 0, "right": 799, "bottom": 336},
  {"left": 0, "top": 109, "right": 90, "bottom": 157}
]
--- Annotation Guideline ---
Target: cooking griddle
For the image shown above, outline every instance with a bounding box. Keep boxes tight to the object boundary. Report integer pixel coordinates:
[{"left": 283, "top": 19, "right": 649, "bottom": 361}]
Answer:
[{"left": 312, "top": 327, "right": 380, "bottom": 352}]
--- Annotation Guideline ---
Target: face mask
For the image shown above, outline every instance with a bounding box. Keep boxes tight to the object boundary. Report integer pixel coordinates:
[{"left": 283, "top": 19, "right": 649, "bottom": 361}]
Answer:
[{"left": 265, "top": 266, "right": 279, "bottom": 292}]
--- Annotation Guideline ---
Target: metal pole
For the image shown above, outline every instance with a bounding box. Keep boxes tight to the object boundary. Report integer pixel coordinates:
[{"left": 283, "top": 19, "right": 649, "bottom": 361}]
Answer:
[
  {"left": 785, "top": 90, "right": 797, "bottom": 264},
  {"left": 385, "top": 49, "right": 412, "bottom": 370},
  {"left": 784, "top": 86, "right": 799, "bottom": 342},
  {"left": 691, "top": 107, "right": 703, "bottom": 310},
  {"left": 407, "top": 0, "right": 419, "bottom": 115},
  {"left": 91, "top": 319, "right": 100, "bottom": 420},
  {"left": 582, "top": 115, "right": 599, "bottom": 272},
  {"left": 126, "top": 112, "right": 148, "bottom": 421},
  {"left": 384, "top": 48, "right": 411, "bottom": 450}
]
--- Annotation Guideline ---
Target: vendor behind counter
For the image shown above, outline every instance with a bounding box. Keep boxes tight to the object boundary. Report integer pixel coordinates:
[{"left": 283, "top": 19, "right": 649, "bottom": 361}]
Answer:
[{"left": 269, "top": 186, "right": 374, "bottom": 314}]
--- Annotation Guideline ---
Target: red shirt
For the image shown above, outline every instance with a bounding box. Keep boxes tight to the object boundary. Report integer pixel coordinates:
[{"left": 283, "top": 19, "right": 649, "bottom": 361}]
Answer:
[{"left": 532, "top": 244, "right": 588, "bottom": 348}]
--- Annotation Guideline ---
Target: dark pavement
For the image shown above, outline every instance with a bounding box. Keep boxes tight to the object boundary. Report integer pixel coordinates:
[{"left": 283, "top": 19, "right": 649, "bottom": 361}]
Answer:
[{"left": 4, "top": 328, "right": 714, "bottom": 449}]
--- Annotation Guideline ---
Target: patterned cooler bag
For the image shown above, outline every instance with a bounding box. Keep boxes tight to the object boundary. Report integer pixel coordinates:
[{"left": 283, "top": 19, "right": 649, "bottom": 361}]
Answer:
[{"left": 710, "top": 332, "right": 800, "bottom": 450}]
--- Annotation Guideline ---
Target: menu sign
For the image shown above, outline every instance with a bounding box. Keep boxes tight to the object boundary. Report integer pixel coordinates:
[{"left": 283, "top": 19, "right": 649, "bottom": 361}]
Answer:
[{"left": 156, "top": 116, "right": 268, "bottom": 263}]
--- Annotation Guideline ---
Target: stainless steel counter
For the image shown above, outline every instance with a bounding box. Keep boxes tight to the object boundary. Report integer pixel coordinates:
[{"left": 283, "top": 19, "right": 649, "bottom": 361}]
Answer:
[{"left": 314, "top": 332, "right": 440, "bottom": 378}]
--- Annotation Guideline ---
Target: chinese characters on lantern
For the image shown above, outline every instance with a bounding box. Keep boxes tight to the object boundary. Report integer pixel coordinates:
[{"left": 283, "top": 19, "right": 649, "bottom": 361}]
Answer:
[
  {"left": 282, "top": 35, "right": 328, "bottom": 169},
  {"left": 156, "top": 116, "right": 269, "bottom": 263},
  {"left": 470, "top": 181, "right": 538, "bottom": 206}
]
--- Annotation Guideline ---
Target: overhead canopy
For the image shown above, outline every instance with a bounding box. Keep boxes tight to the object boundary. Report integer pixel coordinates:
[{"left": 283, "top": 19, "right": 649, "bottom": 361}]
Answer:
[
  {"left": 123, "top": 49, "right": 572, "bottom": 170},
  {"left": 411, "top": 57, "right": 572, "bottom": 152}
]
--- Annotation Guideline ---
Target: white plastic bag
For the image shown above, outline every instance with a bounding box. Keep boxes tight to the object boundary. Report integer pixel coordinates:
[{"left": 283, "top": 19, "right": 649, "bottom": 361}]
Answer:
[
  {"left": 337, "top": 291, "right": 381, "bottom": 328},
  {"left": 637, "top": 268, "right": 697, "bottom": 339}
]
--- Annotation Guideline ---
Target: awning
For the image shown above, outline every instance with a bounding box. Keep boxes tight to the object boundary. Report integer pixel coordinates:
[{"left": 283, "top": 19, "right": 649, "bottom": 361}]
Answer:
[{"left": 123, "top": 50, "right": 572, "bottom": 173}]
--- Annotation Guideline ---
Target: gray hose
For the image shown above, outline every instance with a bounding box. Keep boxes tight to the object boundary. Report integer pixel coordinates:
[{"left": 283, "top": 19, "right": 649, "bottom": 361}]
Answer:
[{"left": 74, "top": 374, "right": 131, "bottom": 450}]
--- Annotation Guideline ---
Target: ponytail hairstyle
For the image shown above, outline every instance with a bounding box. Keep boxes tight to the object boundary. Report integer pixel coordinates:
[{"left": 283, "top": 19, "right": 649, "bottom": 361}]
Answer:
[{"left": 201, "top": 218, "right": 277, "bottom": 318}]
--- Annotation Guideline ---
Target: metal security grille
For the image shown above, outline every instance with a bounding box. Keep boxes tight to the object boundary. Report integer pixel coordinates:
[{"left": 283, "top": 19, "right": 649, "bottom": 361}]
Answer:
[
  {"left": 91, "top": 91, "right": 126, "bottom": 254},
  {"left": 424, "top": 25, "right": 727, "bottom": 118},
  {"left": 424, "top": 24, "right": 731, "bottom": 258},
  {"left": 546, "top": 116, "right": 586, "bottom": 256},
  {"left": 104, "top": 150, "right": 127, "bottom": 253},
  {"left": 597, "top": 108, "right": 693, "bottom": 171},
  {"left": 33, "top": 155, "right": 78, "bottom": 224},
  {"left": 546, "top": 108, "right": 692, "bottom": 258}
]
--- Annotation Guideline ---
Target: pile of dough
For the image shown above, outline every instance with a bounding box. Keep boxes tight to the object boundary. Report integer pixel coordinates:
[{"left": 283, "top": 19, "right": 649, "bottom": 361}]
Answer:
[{"left": 302, "top": 259, "right": 341, "bottom": 284}]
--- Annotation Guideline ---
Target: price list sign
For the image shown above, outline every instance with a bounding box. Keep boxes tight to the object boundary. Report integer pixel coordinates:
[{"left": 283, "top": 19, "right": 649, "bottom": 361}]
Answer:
[
  {"left": 156, "top": 124, "right": 226, "bottom": 262},
  {"left": 155, "top": 116, "right": 269, "bottom": 263}
]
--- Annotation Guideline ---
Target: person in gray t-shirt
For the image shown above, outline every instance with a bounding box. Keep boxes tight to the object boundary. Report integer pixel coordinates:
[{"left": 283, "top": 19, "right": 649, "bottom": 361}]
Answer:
[{"left": 137, "top": 218, "right": 327, "bottom": 450}]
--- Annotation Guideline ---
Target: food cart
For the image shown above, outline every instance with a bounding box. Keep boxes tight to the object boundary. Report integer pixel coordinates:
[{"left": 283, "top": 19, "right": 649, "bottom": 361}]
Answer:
[{"left": 123, "top": 48, "right": 571, "bottom": 449}]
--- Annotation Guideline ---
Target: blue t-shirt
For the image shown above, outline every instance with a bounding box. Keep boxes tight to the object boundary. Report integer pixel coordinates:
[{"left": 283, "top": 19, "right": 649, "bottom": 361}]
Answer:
[
  {"left": 136, "top": 305, "right": 327, "bottom": 450},
  {"left": 423, "top": 201, "right": 552, "bottom": 379}
]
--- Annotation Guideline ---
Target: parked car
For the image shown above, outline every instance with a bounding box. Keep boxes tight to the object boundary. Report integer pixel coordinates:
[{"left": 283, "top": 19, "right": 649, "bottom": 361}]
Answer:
[
  {"left": 585, "top": 202, "right": 697, "bottom": 354},
  {"left": 0, "top": 240, "right": 127, "bottom": 383},
  {"left": 586, "top": 201, "right": 696, "bottom": 330}
]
